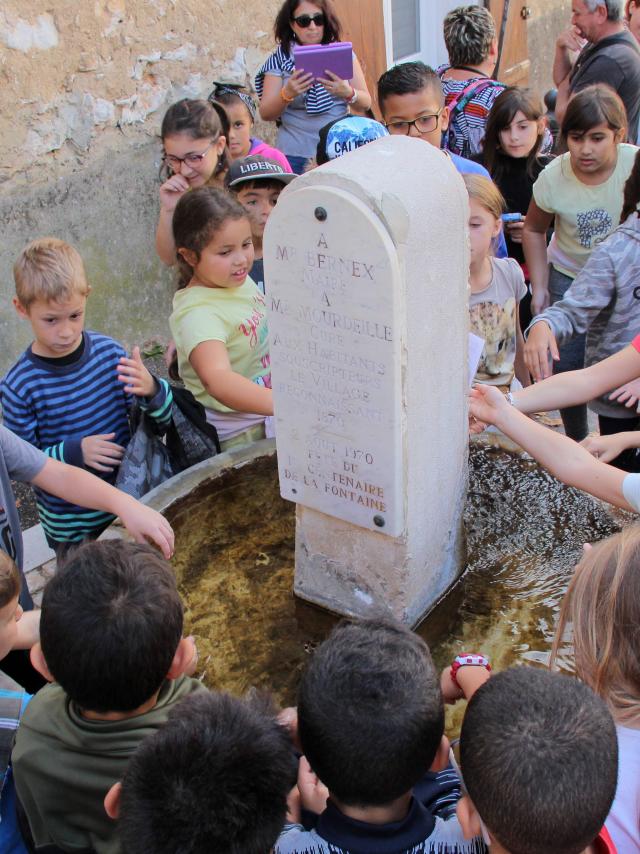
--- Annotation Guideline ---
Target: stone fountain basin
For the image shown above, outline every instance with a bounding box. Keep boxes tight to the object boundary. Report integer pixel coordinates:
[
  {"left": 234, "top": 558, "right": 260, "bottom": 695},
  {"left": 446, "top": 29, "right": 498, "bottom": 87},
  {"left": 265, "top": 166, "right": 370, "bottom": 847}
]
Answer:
[{"left": 109, "top": 438, "right": 624, "bottom": 712}]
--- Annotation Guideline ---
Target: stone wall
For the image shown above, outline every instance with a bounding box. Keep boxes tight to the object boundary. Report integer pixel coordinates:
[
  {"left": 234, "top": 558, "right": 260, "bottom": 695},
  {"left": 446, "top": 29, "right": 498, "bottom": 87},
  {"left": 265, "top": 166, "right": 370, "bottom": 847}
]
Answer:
[
  {"left": 0, "top": 0, "right": 280, "bottom": 372},
  {"left": 527, "top": 0, "right": 571, "bottom": 96}
]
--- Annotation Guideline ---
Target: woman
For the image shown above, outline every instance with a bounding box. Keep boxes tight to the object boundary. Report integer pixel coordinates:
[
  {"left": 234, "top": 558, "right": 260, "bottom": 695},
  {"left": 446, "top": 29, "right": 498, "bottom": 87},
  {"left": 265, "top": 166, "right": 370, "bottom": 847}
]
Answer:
[{"left": 255, "top": 0, "right": 371, "bottom": 174}]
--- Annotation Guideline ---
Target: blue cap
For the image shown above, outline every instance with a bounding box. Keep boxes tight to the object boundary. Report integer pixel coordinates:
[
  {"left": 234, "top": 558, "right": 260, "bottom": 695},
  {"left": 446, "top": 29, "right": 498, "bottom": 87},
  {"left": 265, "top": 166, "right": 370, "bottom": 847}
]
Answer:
[{"left": 317, "top": 116, "right": 389, "bottom": 165}]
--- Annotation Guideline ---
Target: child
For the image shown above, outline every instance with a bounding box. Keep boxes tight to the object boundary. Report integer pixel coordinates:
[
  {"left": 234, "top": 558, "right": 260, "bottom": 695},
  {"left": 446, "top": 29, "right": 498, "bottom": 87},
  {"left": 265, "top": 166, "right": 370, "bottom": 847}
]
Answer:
[
  {"left": 477, "top": 87, "right": 553, "bottom": 328},
  {"left": 377, "top": 61, "right": 509, "bottom": 259},
  {"left": 456, "top": 667, "right": 618, "bottom": 853},
  {"left": 156, "top": 98, "right": 230, "bottom": 265},
  {"left": 275, "top": 618, "right": 482, "bottom": 854},
  {"left": 525, "top": 149, "right": 640, "bottom": 470},
  {"left": 523, "top": 84, "right": 636, "bottom": 441},
  {"left": 226, "top": 154, "right": 296, "bottom": 294},
  {"left": 104, "top": 691, "right": 298, "bottom": 854},
  {"left": 170, "top": 188, "right": 273, "bottom": 450},
  {"left": 0, "top": 552, "right": 39, "bottom": 854},
  {"left": 0, "top": 238, "right": 173, "bottom": 557},
  {"left": 315, "top": 114, "right": 389, "bottom": 164},
  {"left": 12, "top": 539, "right": 203, "bottom": 854},
  {"left": 467, "top": 335, "right": 640, "bottom": 513},
  {"left": 464, "top": 174, "right": 529, "bottom": 391},
  {"left": 550, "top": 527, "right": 640, "bottom": 851},
  {"left": 438, "top": 5, "right": 505, "bottom": 158},
  {"left": 209, "top": 81, "right": 292, "bottom": 170}
]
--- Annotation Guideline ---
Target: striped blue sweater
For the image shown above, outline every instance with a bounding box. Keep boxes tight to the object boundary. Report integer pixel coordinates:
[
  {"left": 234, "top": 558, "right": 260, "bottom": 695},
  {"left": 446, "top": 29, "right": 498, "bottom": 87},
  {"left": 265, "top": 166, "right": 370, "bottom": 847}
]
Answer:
[{"left": 0, "top": 331, "right": 172, "bottom": 544}]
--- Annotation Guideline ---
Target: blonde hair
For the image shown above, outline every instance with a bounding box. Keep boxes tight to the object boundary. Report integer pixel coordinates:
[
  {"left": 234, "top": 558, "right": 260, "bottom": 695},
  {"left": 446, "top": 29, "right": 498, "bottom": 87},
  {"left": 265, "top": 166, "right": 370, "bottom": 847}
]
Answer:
[
  {"left": 0, "top": 551, "right": 20, "bottom": 609},
  {"left": 550, "top": 525, "right": 640, "bottom": 726},
  {"left": 463, "top": 173, "right": 505, "bottom": 219},
  {"left": 14, "top": 238, "right": 89, "bottom": 308}
]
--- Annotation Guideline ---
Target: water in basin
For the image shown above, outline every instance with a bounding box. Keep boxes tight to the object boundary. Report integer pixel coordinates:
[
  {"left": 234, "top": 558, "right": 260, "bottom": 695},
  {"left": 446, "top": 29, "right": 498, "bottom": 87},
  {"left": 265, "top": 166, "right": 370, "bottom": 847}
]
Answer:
[{"left": 168, "top": 443, "right": 621, "bottom": 723}]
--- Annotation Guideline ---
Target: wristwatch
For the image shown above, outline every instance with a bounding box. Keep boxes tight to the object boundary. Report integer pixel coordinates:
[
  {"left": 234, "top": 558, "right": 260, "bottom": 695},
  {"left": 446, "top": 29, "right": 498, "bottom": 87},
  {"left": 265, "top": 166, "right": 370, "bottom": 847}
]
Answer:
[{"left": 450, "top": 653, "right": 491, "bottom": 687}]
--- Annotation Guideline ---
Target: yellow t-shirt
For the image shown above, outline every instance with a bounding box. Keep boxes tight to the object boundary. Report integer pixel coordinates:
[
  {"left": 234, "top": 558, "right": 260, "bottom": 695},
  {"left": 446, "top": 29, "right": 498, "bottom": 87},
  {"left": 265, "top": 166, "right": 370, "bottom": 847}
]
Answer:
[
  {"left": 170, "top": 278, "right": 270, "bottom": 413},
  {"left": 533, "top": 142, "right": 638, "bottom": 277}
]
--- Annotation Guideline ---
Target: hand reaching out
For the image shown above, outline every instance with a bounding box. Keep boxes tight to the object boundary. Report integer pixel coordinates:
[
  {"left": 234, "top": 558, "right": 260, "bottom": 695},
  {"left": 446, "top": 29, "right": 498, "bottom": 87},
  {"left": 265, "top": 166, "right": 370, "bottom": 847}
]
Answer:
[
  {"left": 81, "top": 433, "right": 125, "bottom": 472},
  {"left": 468, "top": 384, "right": 510, "bottom": 433},
  {"left": 609, "top": 377, "right": 640, "bottom": 413},
  {"left": 524, "top": 322, "right": 559, "bottom": 382},
  {"left": 118, "top": 346, "right": 157, "bottom": 398},
  {"left": 581, "top": 432, "right": 639, "bottom": 463}
]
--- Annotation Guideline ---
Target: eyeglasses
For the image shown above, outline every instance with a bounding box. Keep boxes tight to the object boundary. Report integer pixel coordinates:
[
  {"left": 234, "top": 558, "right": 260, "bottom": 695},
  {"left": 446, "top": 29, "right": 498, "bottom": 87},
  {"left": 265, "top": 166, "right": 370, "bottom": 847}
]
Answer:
[
  {"left": 162, "top": 140, "right": 217, "bottom": 169},
  {"left": 385, "top": 112, "right": 443, "bottom": 136},
  {"left": 292, "top": 12, "right": 325, "bottom": 27}
]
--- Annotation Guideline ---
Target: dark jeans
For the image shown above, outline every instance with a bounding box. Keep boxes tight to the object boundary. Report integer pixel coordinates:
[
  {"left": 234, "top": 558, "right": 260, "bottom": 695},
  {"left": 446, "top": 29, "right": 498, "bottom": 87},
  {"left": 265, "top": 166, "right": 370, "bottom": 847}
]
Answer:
[
  {"left": 599, "top": 414, "right": 640, "bottom": 472},
  {"left": 548, "top": 266, "right": 588, "bottom": 442}
]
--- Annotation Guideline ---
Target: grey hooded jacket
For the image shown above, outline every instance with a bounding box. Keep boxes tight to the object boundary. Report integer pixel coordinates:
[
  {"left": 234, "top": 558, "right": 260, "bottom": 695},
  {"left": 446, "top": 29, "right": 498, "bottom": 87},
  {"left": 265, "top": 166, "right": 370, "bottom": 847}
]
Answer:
[{"left": 527, "top": 213, "right": 640, "bottom": 418}]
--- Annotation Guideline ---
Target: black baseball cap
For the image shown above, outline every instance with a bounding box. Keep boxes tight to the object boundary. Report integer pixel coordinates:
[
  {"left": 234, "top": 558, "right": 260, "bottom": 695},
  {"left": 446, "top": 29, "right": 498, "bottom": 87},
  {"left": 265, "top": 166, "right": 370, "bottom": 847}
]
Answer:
[{"left": 225, "top": 155, "right": 297, "bottom": 189}]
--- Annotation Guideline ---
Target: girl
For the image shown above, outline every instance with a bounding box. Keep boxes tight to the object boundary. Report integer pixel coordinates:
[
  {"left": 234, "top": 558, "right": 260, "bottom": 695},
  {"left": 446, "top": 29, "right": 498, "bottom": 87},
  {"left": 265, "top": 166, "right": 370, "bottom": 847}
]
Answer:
[
  {"left": 478, "top": 88, "right": 552, "bottom": 275},
  {"left": 169, "top": 188, "right": 272, "bottom": 451},
  {"left": 209, "top": 82, "right": 292, "bottom": 171},
  {"left": 467, "top": 337, "right": 640, "bottom": 512},
  {"left": 524, "top": 150, "right": 640, "bottom": 471},
  {"left": 255, "top": 0, "right": 371, "bottom": 175},
  {"left": 523, "top": 84, "right": 635, "bottom": 442},
  {"left": 156, "top": 99, "right": 230, "bottom": 266},
  {"left": 464, "top": 174, "right": 529, "bottom": 391},
  {"left": 550, "top": 527, "right": 640, "bottom": 852}
]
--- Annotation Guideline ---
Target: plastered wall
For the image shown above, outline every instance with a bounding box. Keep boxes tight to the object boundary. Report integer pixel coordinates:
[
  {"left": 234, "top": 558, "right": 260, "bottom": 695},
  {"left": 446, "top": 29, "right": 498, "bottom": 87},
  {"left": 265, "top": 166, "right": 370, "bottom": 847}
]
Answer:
[{"left": 0, "top": 1, "right": 280, "bottom": 372}]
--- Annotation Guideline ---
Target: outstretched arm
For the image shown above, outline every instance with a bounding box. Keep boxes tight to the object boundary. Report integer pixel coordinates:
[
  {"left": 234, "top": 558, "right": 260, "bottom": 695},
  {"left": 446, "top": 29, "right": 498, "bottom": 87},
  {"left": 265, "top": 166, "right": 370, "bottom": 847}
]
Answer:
[
  {"left": 32, "top": 458, "right": 175, "bottom": 557},
  {"left": 469, "top": 385, "right": 634, "bottom": 512},
  {"left": 511, "top": 343, "right": 640, "bottom": 414}
]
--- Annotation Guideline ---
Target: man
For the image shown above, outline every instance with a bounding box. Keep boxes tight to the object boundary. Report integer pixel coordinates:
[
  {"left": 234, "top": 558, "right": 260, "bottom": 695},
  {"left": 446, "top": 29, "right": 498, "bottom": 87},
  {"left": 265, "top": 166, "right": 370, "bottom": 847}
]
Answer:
[{"left": 553, "top": 0, "right": 640, "bottom": 137}]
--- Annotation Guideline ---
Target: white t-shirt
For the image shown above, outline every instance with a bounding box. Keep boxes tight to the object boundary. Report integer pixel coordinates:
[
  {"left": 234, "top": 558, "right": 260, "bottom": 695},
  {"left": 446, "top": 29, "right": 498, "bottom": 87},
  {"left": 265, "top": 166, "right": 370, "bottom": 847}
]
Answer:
[
  {"left": 606, "top": 725, "right": 640, "bottom": 851},
  {"left": 622, "top": 473, "right": 640, "bottom": 511}
]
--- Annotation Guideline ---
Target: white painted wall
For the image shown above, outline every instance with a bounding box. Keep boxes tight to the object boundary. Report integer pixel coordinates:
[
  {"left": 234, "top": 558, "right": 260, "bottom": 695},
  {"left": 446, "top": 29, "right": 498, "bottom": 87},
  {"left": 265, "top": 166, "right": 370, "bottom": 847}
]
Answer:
[{"left": 383, "top": 0, "right": 480, "bottom": 69}]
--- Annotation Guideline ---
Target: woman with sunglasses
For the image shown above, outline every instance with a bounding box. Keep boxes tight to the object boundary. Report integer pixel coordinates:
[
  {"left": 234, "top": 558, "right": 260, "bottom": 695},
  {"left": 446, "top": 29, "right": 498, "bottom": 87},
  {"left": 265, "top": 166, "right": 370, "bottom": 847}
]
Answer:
[
  {"left": 155, "top": 99, "right": 231, "bottom": 265},
  {"left": 255, "top": 0, "right": 371, "bottom": 174}
]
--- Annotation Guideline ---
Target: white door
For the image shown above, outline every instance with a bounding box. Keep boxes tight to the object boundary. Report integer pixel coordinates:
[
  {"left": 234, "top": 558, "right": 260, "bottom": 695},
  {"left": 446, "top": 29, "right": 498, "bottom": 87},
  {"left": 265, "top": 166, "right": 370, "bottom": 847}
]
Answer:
[{"left": 383, "top": 0, "right": 480, "bottom": 69}]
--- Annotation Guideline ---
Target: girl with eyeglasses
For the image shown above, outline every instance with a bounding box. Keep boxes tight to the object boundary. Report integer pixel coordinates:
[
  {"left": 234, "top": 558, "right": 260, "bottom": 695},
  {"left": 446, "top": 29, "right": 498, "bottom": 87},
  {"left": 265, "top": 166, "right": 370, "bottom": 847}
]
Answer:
[
  {"left": 209, "top": 83, "right": 292, "bottom": 171},
  {"left": 155, "top": 99, "right": 231, "bottom": 266},
  {"left": 255, "top": 0, "right": 371, "bottom": 175}
]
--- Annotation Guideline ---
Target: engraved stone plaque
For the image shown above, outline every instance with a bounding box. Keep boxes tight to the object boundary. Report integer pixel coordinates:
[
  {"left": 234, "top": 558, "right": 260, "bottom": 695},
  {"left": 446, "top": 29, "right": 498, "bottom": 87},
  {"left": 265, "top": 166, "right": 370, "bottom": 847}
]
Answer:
[{"left": 265, "top": 185, "right": 404, "bottom": 536}]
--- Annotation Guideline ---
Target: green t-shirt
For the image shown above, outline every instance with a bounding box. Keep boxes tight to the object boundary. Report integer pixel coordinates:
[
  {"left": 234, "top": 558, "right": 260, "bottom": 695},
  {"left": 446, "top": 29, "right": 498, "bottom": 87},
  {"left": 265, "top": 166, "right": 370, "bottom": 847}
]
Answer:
[
  {"left": 12, "top": 675, "right": 207, "bottom": 854},
  {"left": 533, "top": 142, "right": 638, "bottom": 277},
  {"left": 170, "top": 278, "right": 270, "bottom": 413}
]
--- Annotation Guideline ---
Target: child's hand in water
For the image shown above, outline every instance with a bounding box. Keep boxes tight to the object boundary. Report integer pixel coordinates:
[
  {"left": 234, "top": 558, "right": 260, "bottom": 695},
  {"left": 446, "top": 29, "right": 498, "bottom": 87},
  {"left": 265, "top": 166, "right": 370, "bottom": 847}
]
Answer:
[
  {"left": 117, "top": 346, "right": 157, "bottom": 398},
  {"left": 469, "top": 385, "right": 510, "bottom": 432},
  {"left": 81, "top": 433, "right": 125, "bottom": 472},
  {"left": 159, "top": 173, "right": 190, "bottom": 213}
]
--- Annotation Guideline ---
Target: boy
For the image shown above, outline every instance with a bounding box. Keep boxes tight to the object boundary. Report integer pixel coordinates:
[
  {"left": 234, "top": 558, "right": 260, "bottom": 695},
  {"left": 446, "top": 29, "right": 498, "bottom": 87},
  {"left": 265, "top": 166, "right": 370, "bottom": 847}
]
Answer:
[
  {"left": 12, "top": 539, "right": 203, "bottom": 854},
  {"left": 377, "top": 61, "right": 508, "bottom": 259},
  {"left": 275, "top": 618, "right": 481, "bottom": 854},
  {"left": 226, "top": 155, "right": 296, "bottom": 293},
  {"left": 1, "top": 238, "right": 173, "bottom": 555},
  {"left": 455, "top": 667, "right": 617, "bottom": 853},
  {"left": 104, "top": 691, "right": 298, "bottom": 854},
  {"left": 0, "top": 552, "right": 39, "bottom": 853}
]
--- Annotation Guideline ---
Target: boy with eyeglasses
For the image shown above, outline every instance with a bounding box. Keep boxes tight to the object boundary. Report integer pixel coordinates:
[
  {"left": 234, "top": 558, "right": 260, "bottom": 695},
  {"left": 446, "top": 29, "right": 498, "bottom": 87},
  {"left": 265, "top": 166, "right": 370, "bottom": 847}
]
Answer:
[{"left": 378, "top": 61, "right": 508, "bottom": 257}]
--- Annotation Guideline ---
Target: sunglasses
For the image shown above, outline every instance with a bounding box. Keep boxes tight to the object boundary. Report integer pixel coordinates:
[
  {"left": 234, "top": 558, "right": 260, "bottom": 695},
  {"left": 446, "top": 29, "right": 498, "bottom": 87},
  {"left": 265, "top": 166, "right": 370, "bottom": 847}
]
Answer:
[{"left": 292, "top": 12, "right": 325, "bottom": 27}]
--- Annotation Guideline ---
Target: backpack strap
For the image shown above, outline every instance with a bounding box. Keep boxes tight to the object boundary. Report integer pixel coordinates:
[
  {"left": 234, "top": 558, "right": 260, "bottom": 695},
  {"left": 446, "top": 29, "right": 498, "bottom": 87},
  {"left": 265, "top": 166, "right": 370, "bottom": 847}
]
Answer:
[{"left": 446, "top": 78, "right": 501, "bottom": 119}]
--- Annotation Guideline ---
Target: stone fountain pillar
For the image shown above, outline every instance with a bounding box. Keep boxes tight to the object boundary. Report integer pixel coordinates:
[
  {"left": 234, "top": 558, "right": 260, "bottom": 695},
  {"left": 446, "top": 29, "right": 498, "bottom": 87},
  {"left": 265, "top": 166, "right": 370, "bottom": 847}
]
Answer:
[{"left": 263, "top": 136, "right": 469, "bottom": 626}]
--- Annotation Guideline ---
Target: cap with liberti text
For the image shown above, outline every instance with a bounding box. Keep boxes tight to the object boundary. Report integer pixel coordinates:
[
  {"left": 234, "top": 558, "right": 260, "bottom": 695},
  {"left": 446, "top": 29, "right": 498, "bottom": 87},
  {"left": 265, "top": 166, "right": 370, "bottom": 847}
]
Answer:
[{"left": 226, "top": 155, "right": 298, "bottom": 189}]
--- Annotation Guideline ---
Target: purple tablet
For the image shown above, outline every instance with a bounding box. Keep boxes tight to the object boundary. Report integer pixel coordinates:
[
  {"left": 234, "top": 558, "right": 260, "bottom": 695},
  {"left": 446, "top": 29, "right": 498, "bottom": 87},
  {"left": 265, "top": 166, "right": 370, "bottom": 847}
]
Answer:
[{"left": 293, "top": 41, "right": 354, "bottom": 81}]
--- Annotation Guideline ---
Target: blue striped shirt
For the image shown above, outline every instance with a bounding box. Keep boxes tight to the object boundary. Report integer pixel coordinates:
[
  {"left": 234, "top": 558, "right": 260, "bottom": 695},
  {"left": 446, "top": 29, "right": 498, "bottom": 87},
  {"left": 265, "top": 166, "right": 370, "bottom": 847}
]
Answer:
[{"left": 0, "top": 332, "right": 172, "bottom": 544}]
